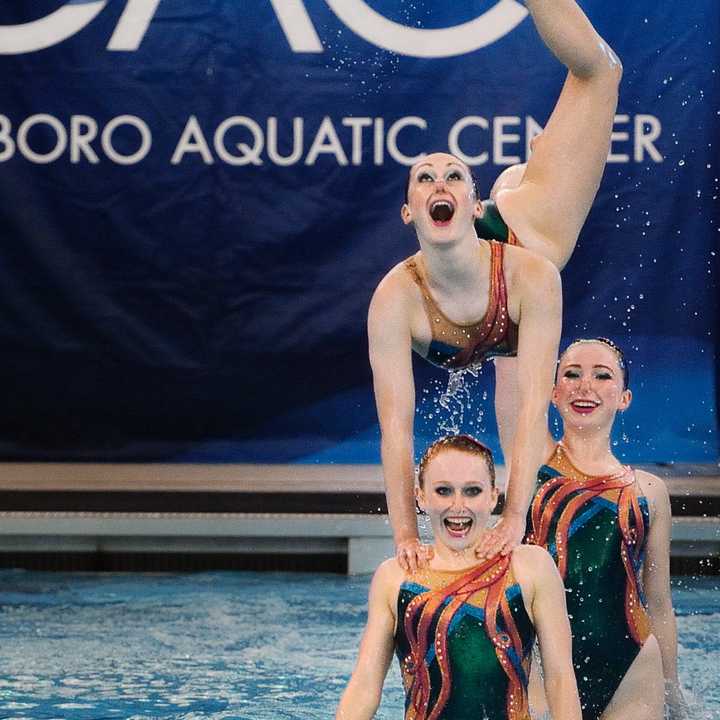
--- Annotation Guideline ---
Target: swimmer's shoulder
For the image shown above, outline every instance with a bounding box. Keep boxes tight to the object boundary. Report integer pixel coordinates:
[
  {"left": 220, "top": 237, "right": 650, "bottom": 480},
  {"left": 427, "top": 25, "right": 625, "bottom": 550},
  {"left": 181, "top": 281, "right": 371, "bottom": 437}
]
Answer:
[
  {"left": 498, "top": 243, "right": 560, "bottom": 322},
  {"left": 634, "top": 467, "right": 667, "bottom": 494},
  {"left": 370, "top": 557, "right": 407, "bottom": 612},
  {"left": 511, "top": 543, "right": 555, "bottom": 573},
  {"left": 375, "top": 556, "right": 404, "bottom": 579},
  {"left": 369, "top": 254, "right": 423, "bottom": 321},
  {"left": 374, "top": 253, "right": 421, "bottom": 292},
  {"left": 510, "top": 544, "right": 560, "bottom": 598},
  {"left": 501, "top": 241, "right": 557, "bottom": 276},
  {"left": 634, "top": 468, "right": 671, "bottom": 523},
  {"left": 503, "top": 243, "right": 560, "bottom": 297}
]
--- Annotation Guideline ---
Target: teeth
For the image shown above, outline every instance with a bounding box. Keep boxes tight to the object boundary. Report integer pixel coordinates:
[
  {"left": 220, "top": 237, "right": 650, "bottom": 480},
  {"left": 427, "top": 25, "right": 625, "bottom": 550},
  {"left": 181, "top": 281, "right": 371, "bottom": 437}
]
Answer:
[
  {"left": 445, "top": 518, "right": 471, "bottom": 529},
  {"left": 573, "top": 401, "right": 597, "bottom": 407}
]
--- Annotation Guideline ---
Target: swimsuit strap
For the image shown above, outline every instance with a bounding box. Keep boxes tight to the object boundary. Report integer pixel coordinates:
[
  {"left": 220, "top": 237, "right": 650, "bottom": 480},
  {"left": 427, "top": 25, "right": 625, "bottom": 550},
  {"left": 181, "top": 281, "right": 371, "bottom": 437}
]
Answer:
[{"left": 403, "top": 256, "right": 440, "bottom": 327}]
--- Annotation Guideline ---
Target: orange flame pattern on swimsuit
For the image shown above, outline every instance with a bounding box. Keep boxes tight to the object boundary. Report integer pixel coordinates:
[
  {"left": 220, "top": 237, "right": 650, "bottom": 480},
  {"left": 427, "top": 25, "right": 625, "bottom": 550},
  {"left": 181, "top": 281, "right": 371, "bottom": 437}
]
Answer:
[
  {"left": 402, "top": 554, "right": 529, "bottom": 720},
  {"left": 528, "top": 468, "right": 651, "bottom": 646}
]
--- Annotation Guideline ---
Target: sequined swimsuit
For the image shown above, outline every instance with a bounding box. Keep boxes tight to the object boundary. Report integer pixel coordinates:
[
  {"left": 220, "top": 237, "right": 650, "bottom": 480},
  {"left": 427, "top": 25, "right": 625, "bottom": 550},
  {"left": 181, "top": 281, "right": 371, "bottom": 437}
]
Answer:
[
  {"left": 404, "top": 241, "right": 519, "bottom": 370},
  {"left": 527, "top": 444, "right": 651, "bottom": 719},
  {"left": 395, "top": 553, "right": 535, "bottom": 720}
]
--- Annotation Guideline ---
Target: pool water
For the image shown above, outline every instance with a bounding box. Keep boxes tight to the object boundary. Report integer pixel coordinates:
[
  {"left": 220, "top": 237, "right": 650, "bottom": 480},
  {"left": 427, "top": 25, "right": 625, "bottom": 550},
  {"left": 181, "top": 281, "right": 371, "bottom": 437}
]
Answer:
[{"left": 0, "top": 571, "right": 717, "bottom": 719}]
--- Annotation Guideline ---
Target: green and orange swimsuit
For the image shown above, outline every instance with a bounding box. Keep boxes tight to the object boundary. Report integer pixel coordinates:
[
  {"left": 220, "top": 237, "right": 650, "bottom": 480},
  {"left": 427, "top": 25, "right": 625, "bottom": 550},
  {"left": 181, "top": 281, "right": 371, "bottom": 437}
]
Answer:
[
  {"left": 527, "top": 444, "right": 652, "bottom": 719},
  {"left": 395, "top": 553, "right": 535, "bottom": 720}
]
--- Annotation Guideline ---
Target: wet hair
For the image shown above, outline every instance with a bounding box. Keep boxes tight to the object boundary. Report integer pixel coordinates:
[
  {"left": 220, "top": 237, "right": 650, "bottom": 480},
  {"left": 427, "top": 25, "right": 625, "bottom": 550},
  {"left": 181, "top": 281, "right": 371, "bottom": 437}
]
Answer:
[
  {"left": 558, "top": 337, "right": 630, "bottom": 390},
  {"left": 404, "top": 157, "right": 480, "bottom": 203},
  {"left": 417, "top": 434, "right": 495, "bottom": 488}
]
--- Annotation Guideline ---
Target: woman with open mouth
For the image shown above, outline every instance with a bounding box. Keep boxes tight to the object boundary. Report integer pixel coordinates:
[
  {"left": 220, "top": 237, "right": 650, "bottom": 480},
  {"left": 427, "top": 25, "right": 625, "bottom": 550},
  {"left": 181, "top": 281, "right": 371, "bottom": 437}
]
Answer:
[
  {"left": 368, "top": 0, "right": 623, "bottom": 576},
  {"left": 526, "top": 338, "right": 687, "bottom": 719},
  {"left": 337, "top": 434, "right": 582, "bottom": 720}
]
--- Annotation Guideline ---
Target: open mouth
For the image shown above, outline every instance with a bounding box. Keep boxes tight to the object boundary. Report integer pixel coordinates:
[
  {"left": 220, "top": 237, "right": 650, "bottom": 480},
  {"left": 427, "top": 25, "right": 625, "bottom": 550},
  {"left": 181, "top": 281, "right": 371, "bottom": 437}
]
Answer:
[
  {"left": 429, "top": 200, "right": 455, "bottom": 225},
  {"left": 444, "top": 517, "right": 473, "bottom": 537},
  {"left": 570, "top": 400, "right": 599, "bottom": 415}
]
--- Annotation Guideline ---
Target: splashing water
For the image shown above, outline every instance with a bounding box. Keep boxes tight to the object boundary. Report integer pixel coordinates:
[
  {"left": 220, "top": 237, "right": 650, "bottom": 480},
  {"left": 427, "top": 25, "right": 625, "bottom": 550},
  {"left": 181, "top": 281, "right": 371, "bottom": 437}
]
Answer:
[{"left": 432, "top": 366, "right": 488, "bottom": 436}]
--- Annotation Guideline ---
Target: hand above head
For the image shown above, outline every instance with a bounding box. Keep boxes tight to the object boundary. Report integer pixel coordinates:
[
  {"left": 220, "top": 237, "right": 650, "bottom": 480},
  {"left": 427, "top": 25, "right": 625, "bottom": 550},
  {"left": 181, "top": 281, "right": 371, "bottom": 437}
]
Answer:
[
  {"left": 474, "top": 511, "right": 526, "bottom": 560},
  {"left": 396, "top": 537, "right": 433, "bottom": 574}
]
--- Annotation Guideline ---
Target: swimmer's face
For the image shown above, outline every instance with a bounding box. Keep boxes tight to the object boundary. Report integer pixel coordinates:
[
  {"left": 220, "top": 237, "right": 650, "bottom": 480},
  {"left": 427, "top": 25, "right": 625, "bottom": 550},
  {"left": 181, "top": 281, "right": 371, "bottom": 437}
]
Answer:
[
  {"left": 417, "top": 448, "right": 498, "bottom": 552},
  {"left": 553, "top": 342, "right": 631, "bottom": 434},
  {"left": 401, "top": 153, "right": 483, "bottom": 239}
]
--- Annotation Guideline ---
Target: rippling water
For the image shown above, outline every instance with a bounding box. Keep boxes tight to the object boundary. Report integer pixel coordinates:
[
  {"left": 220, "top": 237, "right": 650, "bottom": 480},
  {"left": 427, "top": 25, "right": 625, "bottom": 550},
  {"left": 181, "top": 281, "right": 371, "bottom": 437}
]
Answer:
[{"left": 0, "top": 571, "right": 716, "bottom": 719}]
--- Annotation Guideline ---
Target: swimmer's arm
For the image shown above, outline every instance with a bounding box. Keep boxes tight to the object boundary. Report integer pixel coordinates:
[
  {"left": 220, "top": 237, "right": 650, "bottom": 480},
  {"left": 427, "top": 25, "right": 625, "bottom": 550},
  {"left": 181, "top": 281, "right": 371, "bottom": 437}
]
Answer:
[
  {"left": 479, "top": 257, "right": 561, "bottom": 557},
  {"left": 641, "top": 473, "right": 688, "bottom": 717},
  {"left": 497, "top": 0, "right": 622, "bottom": 270},
  {"left": 336, "top": 561, "right": 398, "bottom": 720},
  {"left": 368, "top": 277, "right": 423, "bottom": 568},
  {"left": 529, "top": 548, "right": 582, "bottom": 720},
  {"left": 493, "top": 357, "right": 556, "bottom": 483}
]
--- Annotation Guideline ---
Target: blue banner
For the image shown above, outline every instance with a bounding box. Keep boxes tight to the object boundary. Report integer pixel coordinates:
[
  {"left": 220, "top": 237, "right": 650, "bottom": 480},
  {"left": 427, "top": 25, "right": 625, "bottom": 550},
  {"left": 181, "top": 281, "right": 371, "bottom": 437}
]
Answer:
[{"left": 0, "top": 1, "right": 717, "bottom": 463}]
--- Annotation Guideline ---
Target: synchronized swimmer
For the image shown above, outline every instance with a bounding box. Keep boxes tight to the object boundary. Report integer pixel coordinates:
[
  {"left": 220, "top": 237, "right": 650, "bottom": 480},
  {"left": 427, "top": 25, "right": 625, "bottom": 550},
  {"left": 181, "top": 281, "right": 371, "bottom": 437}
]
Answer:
[
  {"left": 337, "top": 436, "right": 582, "bottom": 720},
  {"left": 527, "top": 338, "right": 687, "bottom": 719},
  {"left": 347, "top": 0, "right": 688, "bottom": 717},
  {"left": 368, "top": 0, "right": 622, "bottom": 573},
  {"left": 337, "top": 343, "right": 688, "bottom": 719}
]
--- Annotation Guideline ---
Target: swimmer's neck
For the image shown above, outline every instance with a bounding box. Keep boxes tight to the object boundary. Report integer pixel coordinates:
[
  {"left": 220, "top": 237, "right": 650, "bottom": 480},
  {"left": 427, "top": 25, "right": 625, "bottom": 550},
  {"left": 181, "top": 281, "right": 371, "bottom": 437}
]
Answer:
[
  {"left": 559, "top": 432, "right": 621, "bottom": 473},
  {"left": 417, "top": 232, "right": 488, "bottom": 291},
  {"left": 429, "top": 535, "right": 496, "bottom": 572}
]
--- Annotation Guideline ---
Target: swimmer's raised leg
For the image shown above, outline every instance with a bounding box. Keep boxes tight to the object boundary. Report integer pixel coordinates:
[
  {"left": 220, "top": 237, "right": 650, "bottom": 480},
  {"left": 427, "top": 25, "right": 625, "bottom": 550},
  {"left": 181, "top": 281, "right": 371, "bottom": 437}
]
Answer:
[
  {"left": 481, "top": 0, "right": 622, "bottom": 486},
  {"left": 492, "top": 0, "right": 622, "bottom": 273}
]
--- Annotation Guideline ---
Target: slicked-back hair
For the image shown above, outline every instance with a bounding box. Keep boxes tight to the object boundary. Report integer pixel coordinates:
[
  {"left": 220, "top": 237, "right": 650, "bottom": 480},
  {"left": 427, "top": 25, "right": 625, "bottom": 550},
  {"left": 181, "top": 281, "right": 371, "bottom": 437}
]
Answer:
[{"left": 417, "top": 434, "right": 495, "bottom": 488}]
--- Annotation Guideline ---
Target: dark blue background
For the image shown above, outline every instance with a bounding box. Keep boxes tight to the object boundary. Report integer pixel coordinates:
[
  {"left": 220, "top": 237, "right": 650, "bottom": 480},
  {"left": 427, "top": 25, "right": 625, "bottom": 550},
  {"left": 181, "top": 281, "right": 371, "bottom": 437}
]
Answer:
[{"left": 0, "top": 1, "right": 717, "bottom": 463}]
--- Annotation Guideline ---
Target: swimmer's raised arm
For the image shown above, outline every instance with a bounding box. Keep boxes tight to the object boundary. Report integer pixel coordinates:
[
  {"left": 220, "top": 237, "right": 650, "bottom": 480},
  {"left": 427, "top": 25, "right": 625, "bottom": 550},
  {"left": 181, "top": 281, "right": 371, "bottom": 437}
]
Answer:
[
  {"left": 368, "top": 272, "right": 430, "bottom": 572},
  {"left": 497, "top": 0, "right": 622, "bottom": 269},
  {"left": 478, "top": 253, "right": 561, "bottom": 557},
  {"left": 336, "top": 560, "right": 399, "bottom": 720}
]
